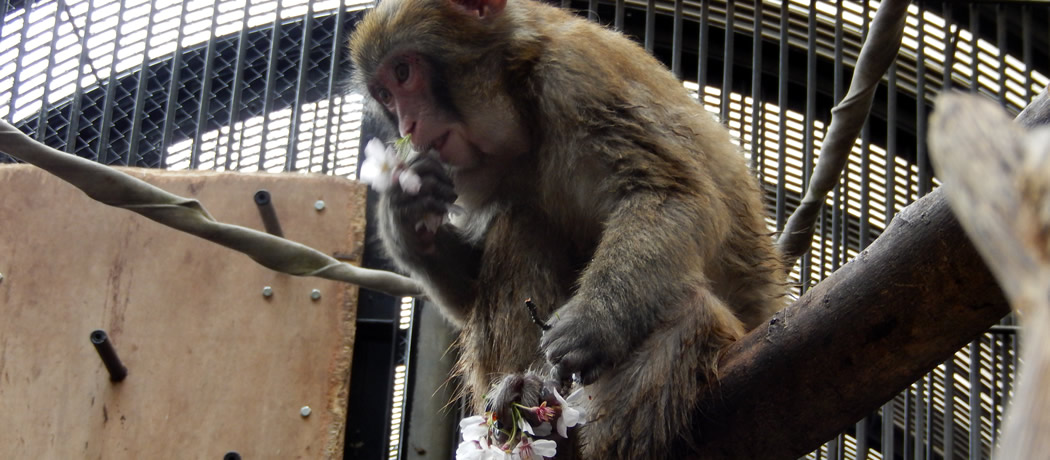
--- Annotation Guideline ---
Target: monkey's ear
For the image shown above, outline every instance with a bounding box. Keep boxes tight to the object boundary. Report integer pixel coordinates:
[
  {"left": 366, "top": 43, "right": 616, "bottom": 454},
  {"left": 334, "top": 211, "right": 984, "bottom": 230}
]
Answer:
[{"left": 450, "top": 0, "right": 506, "bottom": 18}]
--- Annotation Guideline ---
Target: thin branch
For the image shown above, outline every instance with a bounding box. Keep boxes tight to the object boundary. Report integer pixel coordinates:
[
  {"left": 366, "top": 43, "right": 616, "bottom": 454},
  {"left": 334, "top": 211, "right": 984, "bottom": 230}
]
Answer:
[
  {"left": 0, "top": 120, "right": 423, "bottom": 298},
  {"left": 776, "top": 0, "right": 909, "bottom": 266}
]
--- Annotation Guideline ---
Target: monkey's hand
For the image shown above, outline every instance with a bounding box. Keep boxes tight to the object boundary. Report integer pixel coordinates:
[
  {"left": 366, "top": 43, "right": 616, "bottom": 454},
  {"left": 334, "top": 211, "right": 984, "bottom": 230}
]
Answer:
[
  {"left": 376, "top": 155, "right": 482, "bottom": 322},
  {"left": 377, "top": 154, "right": 458, "bottom": 256},
  {"left": 539, "top": 296, "right": 627, "bottom": 385},
  {"left": 485, "top": 373, "right": 579, "bottom": 441}
]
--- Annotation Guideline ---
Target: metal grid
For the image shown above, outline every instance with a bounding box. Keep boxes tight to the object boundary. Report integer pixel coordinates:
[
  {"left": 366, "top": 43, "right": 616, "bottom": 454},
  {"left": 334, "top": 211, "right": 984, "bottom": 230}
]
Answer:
[{"left": 2, "top": 0, "right": 1046, "bottom": 459}]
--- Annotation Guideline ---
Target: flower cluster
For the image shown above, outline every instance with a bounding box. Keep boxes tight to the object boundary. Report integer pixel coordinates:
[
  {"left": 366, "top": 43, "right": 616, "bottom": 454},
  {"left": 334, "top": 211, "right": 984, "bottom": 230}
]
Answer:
[
  {"left": 456, "top": 387, "right": 589, "bottom": 460},
  {"left": 359, "top": 136, "right": 422, "bottom": 194}
]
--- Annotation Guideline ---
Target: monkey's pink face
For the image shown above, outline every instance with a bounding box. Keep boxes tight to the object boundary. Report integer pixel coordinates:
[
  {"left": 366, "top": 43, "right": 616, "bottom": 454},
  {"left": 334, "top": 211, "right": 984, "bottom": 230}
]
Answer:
[
  {"left": 369, "top": 51, "right": 528, "bottom": 171},
  {"left": 369, "top": 52, "right": 480, "bottom": 169}
]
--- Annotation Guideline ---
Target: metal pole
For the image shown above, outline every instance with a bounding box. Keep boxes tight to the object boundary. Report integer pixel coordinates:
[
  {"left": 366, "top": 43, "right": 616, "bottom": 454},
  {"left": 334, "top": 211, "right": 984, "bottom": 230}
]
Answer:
[
  {"left": 90, "top": 330, "right": 128, "bottom": 382},
  {"left": 254, "top": 189, "right": 284, "bottom": 237}
]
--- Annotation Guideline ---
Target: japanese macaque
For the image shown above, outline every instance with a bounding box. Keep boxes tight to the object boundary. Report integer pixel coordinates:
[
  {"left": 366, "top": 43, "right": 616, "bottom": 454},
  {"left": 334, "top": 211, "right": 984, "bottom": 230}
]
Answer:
[{"left": 350, "top": 0, "right": 785, "bottom": 457}]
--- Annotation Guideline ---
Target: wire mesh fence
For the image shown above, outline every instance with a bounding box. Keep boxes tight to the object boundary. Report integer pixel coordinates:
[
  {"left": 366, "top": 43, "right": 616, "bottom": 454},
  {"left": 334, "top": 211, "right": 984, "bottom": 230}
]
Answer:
[{"left": 2, "top": 0, "right": 1046, "bottom": 458}]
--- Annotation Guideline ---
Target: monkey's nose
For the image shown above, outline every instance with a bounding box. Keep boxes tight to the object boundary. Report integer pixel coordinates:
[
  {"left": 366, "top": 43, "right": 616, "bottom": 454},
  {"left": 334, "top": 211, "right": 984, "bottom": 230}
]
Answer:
[{"left": 399, "top": 120, "right": 417, "bottom": 138}]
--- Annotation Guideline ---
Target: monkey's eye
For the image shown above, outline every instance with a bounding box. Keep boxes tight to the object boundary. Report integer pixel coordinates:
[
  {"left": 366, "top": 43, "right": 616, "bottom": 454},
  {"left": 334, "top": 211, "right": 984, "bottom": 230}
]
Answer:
[
  {"left": 376, "top": 88, "right": 393, "bottom": 105},
  {"left": 394, "top": 62, "right": 410, "bottom": 84}
]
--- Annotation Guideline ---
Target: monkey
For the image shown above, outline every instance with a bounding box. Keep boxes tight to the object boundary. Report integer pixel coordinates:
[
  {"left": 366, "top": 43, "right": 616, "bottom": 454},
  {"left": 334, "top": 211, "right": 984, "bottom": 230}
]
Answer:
[{"left": 349, "top": 0, "right": 786, "bottom": 457}]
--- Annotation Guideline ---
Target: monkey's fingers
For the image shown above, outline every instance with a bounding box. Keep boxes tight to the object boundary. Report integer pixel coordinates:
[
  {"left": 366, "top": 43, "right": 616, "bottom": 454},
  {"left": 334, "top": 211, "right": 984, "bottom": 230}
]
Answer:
[
  {"left": 408, "top": 155, "right": 455, "bottom": 185},
  {"left": 398, "top": 199, "right": 453, "bottom": 224},
  {"left": 392, "top": 175, "right": 457, "bottom": 206},
  {"left": 550, "top": 349, "right": 605, "bottom": 385}
]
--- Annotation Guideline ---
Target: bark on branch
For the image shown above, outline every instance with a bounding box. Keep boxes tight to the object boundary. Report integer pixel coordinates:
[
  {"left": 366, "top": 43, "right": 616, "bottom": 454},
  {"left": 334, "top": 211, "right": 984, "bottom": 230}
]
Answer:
[
  {"left": 685, "top": 89, "right": 1050, "bottom": 459},
  {"left": 689, "top": 188, "right": 1009, "bottom": 459}
]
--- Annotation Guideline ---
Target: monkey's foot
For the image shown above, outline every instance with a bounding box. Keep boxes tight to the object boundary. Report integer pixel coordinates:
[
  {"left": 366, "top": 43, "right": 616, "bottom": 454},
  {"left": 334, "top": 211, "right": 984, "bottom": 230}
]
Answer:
[{"left": 485, "top": 373, "right": 588, "bottom": 439}]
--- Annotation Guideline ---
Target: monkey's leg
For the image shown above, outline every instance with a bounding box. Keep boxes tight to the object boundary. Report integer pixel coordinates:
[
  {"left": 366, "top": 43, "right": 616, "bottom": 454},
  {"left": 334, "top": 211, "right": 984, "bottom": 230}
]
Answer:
[
  {"left": 577, "top": 289, "right": 744, "bottom": 460},
  {"left": 541, "top": 194, "right": 736, "bottom": 384}
]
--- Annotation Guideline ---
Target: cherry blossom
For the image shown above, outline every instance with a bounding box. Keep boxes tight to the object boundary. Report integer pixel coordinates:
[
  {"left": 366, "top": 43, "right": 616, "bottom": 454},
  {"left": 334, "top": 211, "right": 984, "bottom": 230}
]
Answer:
[
  {"left": 460, "top": 415, "right": 489, "bottom": 442},
  {"left": 551, "top": 387, "right": 587, "bottom": 438},
  {"left": 511, "top": 437, "right": 558, "bottom": 460},
  {"left": 358, "top": 138, "right": 422, "bottom": 194}
]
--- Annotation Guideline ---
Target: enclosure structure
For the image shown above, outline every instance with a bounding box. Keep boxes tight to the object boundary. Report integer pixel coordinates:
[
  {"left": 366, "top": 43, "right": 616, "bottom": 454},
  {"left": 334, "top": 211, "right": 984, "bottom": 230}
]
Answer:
[{"left": 0, "top": 0, "right": 1047, "bottom": 458}]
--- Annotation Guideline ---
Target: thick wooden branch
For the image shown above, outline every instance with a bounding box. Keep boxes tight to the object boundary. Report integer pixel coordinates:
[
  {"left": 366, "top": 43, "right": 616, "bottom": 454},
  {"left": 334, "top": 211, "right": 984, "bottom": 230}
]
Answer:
[
  {"left": 684, "top": 88, "right": 1050, "bottom": 460},
  {"left": 688, "top": 189, "right": 1009, "bottom": 459}
]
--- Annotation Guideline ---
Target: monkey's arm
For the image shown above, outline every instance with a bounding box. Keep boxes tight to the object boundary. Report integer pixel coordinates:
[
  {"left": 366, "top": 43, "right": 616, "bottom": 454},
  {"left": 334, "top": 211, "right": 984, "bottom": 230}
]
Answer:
[
  {"left": 376, "top": 157, "right": 483, "bottom": 322},
  {"left": 541, "top": 191, "right": 735, "bottom": 382}
]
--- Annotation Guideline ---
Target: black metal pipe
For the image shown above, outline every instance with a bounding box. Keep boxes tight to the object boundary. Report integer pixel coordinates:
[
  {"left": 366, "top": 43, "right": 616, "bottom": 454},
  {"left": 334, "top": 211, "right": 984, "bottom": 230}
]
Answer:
[
  {"left": 285, "top": 5, "right": 318, "bottom": 172},
  {"left": 128, "top": 0, "right": 161, "bottom": 167},
  {"left": 190, "top": 0, "right": 223, "bottom": 170},
  {"left": 614, "top": 0, "right": 624, "bottom": 32},
  {"left": 644, "top": 0, "right": 655, "bottom": 54},
  {"left": 159, "top": 1, "right": 190, "bottom": 168},
  {"left": 671, "top": 0, "right": 682, "bottom": 79},
  {"left": 258, "top": 1, "right": 286, "bottom": 171},
  {"left": 697, "top": 1, "right": 709, "bottom": 91},
  {"left": 774, "top": 0, "right": 788, "bottom": 232},
  {"left": 90, "top": 330, "right": 128, "bottom": 382},
  {"left": 968, "top": 340, "right": 980, "bottom": 460},
  {"left": 749, "top": 0, "right": 763, "bottom": 179},
  {"left": 916, "top": 0, "right": 930, "bottom": 197},
  {"left": 721, "top": 1, "right": 735, "bottom": 121},
  {"left": 223, "top": 452, "right": 241, "bottom": 460},
  {"left": 254, "top": 189, "right": 284, "bottom": 237}
]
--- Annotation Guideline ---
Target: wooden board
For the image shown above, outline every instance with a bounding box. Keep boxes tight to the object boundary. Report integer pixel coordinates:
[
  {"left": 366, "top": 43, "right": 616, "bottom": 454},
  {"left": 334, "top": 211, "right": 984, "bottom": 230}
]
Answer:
[{"left": 0, "top": 164, "right": 365, "bottom": 459}]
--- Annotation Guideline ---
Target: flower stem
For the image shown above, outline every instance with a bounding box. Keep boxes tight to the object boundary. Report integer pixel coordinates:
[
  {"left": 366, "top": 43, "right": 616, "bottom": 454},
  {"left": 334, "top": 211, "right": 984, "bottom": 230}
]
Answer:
[{"left": 524, "top": 299, "right": 552, "bottom": 331}]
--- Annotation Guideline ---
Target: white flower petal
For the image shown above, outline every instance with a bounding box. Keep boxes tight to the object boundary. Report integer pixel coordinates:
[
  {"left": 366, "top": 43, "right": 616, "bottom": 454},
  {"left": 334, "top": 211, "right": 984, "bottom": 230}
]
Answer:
[
  {"left": 517, "top": 417, "right": 535, "bottom": 435},
  {"left": 363, "top": 138, "right": 388, "bottom": 160},
  {"left": 359, "top": 139, "right": 400, "bottom": 192},
  {"left": 556, "top": 405, "right": 580, "bottom": 437},
  {"left": 555, "top": 416, "right": 568, "bottom": 438},
  {"left": 484, "top": 445, "right": 511, "bottom": 460},
  {"left": 551, "top": 386, "right": 585, "bottom": 437},
  {"left": 530, "top": 439, "right": 558, "bottom": 457},
  {"left": 457, "top": 440, "right": 485, "bottom": 460},
  {"left": 399, "top": 169, "right": 422, "bottom": 194},
  {"left": 564, "top": 388, "right": 591, "bottom": 421},
  {"left": 459, "top": 415, "right": 489, "bottom": 442}
]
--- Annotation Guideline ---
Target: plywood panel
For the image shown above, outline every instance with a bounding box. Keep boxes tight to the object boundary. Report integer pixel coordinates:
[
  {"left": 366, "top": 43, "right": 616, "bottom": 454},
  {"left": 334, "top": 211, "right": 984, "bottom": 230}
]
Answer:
[{"left": 0, "top": 165, "right": 365, "bottom": 459}]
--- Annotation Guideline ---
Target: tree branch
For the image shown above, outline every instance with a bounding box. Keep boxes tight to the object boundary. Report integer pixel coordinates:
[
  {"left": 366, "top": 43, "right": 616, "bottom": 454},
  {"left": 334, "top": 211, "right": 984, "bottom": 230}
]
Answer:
[
  {"left": 0, "top": 120, "right": 423, "bottom": 298},
  {"left": 689, "top": 188, "right": 1009, "bottom": 459},
  {"left": 686, "top": 88, "right": 1050, "bottom": 460}
]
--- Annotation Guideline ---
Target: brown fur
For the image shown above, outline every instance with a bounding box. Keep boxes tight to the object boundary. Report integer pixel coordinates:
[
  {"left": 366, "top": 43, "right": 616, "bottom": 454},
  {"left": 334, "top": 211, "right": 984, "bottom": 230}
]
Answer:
[{"left": 351, "top": 0, "right": 786, "bottom": 458}]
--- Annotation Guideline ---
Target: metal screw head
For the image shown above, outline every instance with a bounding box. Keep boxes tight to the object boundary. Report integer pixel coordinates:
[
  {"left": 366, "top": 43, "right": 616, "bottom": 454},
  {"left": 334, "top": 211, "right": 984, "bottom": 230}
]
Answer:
[
  {"left": 262, "top": 286, "right": 273, "bottom": 298},
  {"left": 314, "top": 200, "right": 325, "bottom": 211},
  {"left": 300, "top": 406, "right": 312, "bottom": 417},
  {"left": 310, "top": 289, "right": 321, "bottom": 300}
]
